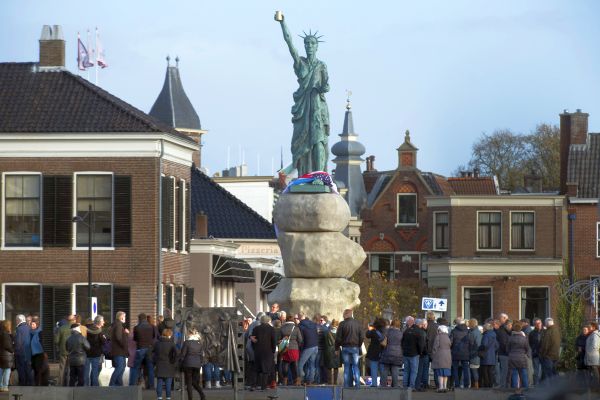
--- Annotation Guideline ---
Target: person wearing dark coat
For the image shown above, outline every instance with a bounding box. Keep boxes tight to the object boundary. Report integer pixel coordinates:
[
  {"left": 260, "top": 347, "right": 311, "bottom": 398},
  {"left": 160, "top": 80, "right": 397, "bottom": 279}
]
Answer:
[
  {"left": 528, "top": 318, "right": 543, "bottom": 386},
  {"left": 450, "top": 318, "right": 471, "bottom": 389},
  {"left": 539, "top": 318, "right": 561, "bottom": 381},
  {"left": 251, "top": 315, "right": 277, "bottom": 391},
  {"left": 180, "top": 329, "right": 206, "bottom": 400},
  {"left": 130, "top": 313, "right": 156, "bottom": 389},
  {"left": 380, "top": 319, "right": 403, "bottom": 387},
  {"left": 153, "top": 329, "right": 179, "bottom": 400},
  {"left": 65, "top": 324, "right": 91, "bottom": 387},
  {"left": 507, "top": 322, "right": 530, "bottom": 391},
  {"left": 575, "top": 325, "right": 591, "bottom": 371},
  {"left": 298, "top": 314, "right": 319, "bottom": 385},
  {"left": 14, "top": 314, "right": 33, "bottom": 386},
  {"left": 479, "top": 323, "right": 498, "bottom": 388},
  {"left": 401, "top": 317, "right": 424, "bottom": 389},
  {"left": 495, "top": 319, "right": 512, "bottom": 388},
  {"left": 0, "top": 320, "right": 14, "bottom": 392},
  {"left": 85, "top": 316, "right": 106, "bottom": 386},
  {"left": 365, "top": 318, "right": 386, "bottom": 387},
  {"left": 109, "top": 311, "right": 129, "bottom": 386},
  {"left": 30, "top": 320, "right": 48, "bottom": 386},
  {"left": 425, "top": 312, "right": 439, "bottom": 389},
  {"left": 335, "top": 309, "right": 364, "bottom": 388},
  {"left": 322, "top": 320, "right": 341, "bottom": 385}
]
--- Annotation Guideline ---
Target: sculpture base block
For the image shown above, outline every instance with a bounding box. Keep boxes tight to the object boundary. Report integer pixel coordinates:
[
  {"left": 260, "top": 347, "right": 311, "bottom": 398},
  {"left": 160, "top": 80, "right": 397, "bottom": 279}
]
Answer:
[{"left": 268, "top": 277, "right": 360, "bottom": 319}]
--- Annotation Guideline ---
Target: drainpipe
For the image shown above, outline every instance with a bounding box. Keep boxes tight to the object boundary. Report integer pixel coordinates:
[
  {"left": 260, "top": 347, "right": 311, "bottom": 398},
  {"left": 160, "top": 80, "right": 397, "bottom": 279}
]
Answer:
[
  {"left": 158, "top": 139, "right": 165, "bottom": 315},
  {"left": 568, "top": 213, "right": 576, "bottom": 285}
]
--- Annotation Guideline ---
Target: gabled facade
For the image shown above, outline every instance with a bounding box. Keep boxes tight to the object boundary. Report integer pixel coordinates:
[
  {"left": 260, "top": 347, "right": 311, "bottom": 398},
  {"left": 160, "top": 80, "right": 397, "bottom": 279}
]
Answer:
[{"left": 0, "top": 26, "right": 195, "bottom": 358}]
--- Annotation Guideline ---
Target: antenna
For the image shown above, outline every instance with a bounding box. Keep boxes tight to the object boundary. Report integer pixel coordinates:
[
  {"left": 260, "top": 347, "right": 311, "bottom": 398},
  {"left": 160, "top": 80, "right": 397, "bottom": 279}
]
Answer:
[
  {"left": 280, "top": 146, "right": 283, "bottom": 170},
  {"left": 226, "top": 146, "right": 230, "bottom": 169}
]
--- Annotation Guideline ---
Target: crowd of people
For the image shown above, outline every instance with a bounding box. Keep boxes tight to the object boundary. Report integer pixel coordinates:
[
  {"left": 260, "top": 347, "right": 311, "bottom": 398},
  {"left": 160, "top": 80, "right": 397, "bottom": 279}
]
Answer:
[
  {"left": 2, "top": 305, "right": 600, "bottom": 396},
  {"left": 242, "top": 305, "right": 572, "bottom": 394}
]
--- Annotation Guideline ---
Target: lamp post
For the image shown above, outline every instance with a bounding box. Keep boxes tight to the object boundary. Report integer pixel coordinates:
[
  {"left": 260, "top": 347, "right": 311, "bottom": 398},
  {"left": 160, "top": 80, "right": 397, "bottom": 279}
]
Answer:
[
  {"left": 73, "top": 204, "right": 93, "bottom": 318},
  {"left": 382, "top": 305, "right": 394, "bottom": 322}
]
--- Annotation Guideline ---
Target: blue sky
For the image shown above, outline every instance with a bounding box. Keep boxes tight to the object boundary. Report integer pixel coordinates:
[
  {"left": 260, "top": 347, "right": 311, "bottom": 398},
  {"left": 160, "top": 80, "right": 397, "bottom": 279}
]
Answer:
[{"left": 2, "top": 1, "right": 600, "bottom": 176}]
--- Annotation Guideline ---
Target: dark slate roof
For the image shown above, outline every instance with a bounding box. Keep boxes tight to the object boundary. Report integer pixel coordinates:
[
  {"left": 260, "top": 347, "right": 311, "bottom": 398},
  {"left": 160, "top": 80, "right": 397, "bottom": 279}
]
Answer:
[
  {"left": 567, "top": 133, "right": 600, "bottom": 198},
  {"left": 149, "top": 65, "right": 201, "bottom": 130},
  {"left": 190, "top": 168, "right": 276, "bottom": 239},
  {"left": 0, "top": 63, "right": 194, "bottom": 144},
  {"left": 447, "top": 177, "right": 498, "bottom": 195},
  {"left": 421, "top": 172, "right": 445, "bottom": 196}
]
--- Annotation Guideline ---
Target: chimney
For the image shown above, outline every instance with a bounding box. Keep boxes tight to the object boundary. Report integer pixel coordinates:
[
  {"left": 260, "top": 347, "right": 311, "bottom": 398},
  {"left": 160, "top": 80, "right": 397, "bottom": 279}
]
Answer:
[
  {"left": 194, "top": 213, "right": 208, "bottom": 238},
  {"left": 366, "top": 155, "right": 376, "bottom": 172},
  {"left": 524, "top": 171, "right": 542, "bottom": 193},
  {"left": 473, "top": 167, "right": 480, "bottom": 178},
  {"left": 560, "top": 109, "right": 589, "bottom": 194},
  {"left": 39, "top": 25, "right": 65, "bottom": 68}
]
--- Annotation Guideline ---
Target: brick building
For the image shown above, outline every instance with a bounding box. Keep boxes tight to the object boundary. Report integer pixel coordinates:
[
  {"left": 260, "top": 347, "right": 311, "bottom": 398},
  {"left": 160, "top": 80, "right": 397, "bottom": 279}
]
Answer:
[
  {"left": 426, "top": 194, "right": 565, "bottom": 322},
  {"left": 560, "top": 109, "right": 600, "bottom": 320},
  {"left": 0, "top": 26, "right": 195, "bottom": 355}
]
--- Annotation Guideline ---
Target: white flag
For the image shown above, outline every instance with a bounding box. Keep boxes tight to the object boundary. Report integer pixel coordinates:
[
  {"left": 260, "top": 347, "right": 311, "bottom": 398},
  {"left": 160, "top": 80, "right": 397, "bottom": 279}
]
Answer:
[{"left": 96, "top": 28, "right": 108, "bottom": 68}]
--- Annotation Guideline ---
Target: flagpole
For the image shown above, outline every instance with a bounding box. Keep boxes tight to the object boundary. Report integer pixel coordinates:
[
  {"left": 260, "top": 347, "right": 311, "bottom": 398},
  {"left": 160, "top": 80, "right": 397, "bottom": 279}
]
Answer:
[
  {"left": 95, "top": 27, "right": 99, "bottom": 86},
  {"left": 86, "top": 29, "right": 91, "bottom": 81}
]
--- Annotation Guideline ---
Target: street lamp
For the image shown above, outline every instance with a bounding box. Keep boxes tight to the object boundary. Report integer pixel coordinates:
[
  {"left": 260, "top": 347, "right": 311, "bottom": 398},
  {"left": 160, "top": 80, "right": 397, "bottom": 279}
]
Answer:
[
  {"left": 72, "top": 204, "right": 93, "bottom": 318},
  {"left": 382, "top": 305, "right": 394, "bottom": 322}
]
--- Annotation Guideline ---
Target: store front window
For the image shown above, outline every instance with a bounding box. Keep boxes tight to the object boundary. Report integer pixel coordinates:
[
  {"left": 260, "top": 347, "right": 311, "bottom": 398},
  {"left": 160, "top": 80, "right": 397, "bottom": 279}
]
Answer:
[{"left": 464, "top": 287, "right": 492, "bottom": 323}]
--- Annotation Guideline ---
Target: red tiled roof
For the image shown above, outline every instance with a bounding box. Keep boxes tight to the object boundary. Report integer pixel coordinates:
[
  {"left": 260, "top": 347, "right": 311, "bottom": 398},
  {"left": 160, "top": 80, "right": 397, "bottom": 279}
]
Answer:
[{"left": 447, "top": 177, "right": 498, "bottom": 195}]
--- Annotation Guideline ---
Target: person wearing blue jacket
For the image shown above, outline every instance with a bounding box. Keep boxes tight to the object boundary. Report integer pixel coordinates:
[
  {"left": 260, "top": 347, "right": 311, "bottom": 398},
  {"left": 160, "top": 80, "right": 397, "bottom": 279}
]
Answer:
[
  {"left": 30, "top": 320, "right": 46, "bottom": 386},
  {"left": 14, "top": 314, "right": 32, "bottom": 386},
  {"left": 298, "top": 313, "right": 319, "bottom": 385},
  {"left": 479, "top": 323, "right": 498, "bottom": 388}
]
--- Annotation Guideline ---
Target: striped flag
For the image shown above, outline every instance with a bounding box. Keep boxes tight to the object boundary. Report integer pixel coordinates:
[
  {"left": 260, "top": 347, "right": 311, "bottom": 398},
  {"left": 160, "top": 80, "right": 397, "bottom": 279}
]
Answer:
[{"left": 96, "top": 28, "right": 108, "bottom": 68}]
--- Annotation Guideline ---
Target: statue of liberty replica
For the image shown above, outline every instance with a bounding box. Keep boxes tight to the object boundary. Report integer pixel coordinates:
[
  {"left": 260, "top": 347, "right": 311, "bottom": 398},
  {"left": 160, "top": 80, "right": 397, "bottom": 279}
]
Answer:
[{"left": 275, "top": 11, "right": 330, "bottom": 176}]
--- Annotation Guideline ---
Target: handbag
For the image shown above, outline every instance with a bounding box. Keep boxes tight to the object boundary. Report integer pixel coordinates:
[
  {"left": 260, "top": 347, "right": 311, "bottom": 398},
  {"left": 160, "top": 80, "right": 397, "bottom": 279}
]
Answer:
[
  {"left": 379, "top": 331, "right": 388, "bottom": 348},
  {"left": 278, "top": 326, "right": 295, "bottom": 354}
]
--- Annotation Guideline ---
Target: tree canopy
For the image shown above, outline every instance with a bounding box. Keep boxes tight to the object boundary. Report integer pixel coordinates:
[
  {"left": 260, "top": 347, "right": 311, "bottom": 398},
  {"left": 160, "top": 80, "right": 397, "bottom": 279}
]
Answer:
[{"left": 456, "top": 123, "right": 560, "bottom": 191}]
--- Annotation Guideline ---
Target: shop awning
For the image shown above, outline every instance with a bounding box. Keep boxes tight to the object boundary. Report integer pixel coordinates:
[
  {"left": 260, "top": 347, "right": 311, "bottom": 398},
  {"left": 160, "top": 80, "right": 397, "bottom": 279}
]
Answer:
[
  {"left": 212, "top": 255, "right": 255, "bottom": 283},
  {"left": 260, "top": 271, "right": 282, "bottom": 293}
]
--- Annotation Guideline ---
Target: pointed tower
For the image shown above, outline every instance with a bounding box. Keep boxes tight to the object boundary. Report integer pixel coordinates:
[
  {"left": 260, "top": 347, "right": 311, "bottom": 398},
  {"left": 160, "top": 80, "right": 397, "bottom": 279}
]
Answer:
[
  {"left": 150, "top": 56, "right": 207, "bottom": 167},
  {"left": 397, "top": 130, "right": 418, "bottom": 170}
]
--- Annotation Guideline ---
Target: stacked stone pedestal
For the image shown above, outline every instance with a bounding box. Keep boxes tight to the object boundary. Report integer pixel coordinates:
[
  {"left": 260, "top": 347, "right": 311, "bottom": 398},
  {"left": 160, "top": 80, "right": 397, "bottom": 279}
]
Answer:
[{"left": 268, "top": 191, "right": 365, "bottom": 318}]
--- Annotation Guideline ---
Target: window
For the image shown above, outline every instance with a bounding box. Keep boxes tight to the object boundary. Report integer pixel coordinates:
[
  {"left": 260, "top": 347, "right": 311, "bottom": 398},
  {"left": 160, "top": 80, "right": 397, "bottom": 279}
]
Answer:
[
  {"left": 74, "top": 284, "right": 112, "bottom": 322},
  {"left": 478, "top": 212, "right": 501, "bottom": 250},
  {"left": 2, "top": 284, "right": 41, "bottom": 324},
  {"left": 369, "top": 254, "right": 395, "bottom": 280},
  {"left": 521, "top": 287, "right": 549, "bottom": 321},
  {"left": 3, "top": 174, "right": 41, "bottom": 247},
  {"left": 161, "top": 176, "right": 174, "bottom": 249},
  {"left": 397, "top": 193, "right": 417, "bottom": 225},
  {"left": 464, "top": 287, "right": 492, "bottom": 323},
  {"left": 75, "top": 174, "right": 112, "bottom": 247},
  {"left": 434, "top": 212, "right": 449, "bottom": 250},
  {"left": 511, "top": 212, "right": 534, "bottom": 250}
]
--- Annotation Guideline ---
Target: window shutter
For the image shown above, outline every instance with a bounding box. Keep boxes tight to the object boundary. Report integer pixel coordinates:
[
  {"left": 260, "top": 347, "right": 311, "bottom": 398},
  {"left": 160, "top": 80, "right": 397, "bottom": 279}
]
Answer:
[
  {"left": 176, "top": 181, "right": 184, "bottom": 251},
  {"left": 186, "top": 182, "right": 191, "bottom": 252},
  {"left": 165, "top": 285, "right": 173, "bottom": 316},
  {"left": 43, "top": 176, "right": 72, "bottom": 247},
  {"left": 113, "top": 176, "right": 132, "bottom": 247},
  {"left": 113, "top": 287, "right": 130, "bottom": 327},
  {"left": 185, "top": 287, "right": 194, "bottom": 307},
  {"left": 168, "top": 179, "right": 174, "bottom": 249},
  {"left": 41, "top": 286, "right": 71, "bottom": 361},
  {"left": 161, "top": 177, "right": 170, "bottom": 249}
]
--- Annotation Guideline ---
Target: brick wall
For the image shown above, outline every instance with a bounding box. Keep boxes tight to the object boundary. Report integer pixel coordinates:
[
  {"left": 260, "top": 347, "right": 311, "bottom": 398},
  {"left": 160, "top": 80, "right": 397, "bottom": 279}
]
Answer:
[{"left": 0, "top": 157, "right": 191, "bottom": 319}]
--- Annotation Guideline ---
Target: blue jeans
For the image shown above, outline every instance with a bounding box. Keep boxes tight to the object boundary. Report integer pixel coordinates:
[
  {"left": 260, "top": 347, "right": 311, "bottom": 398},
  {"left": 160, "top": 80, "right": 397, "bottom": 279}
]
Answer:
[
  {"left": 298, "top": 346, "right": 318, "bottom": 383},
  {"left": 341, "top": 347, "right": 360, "bottom": 388},
  {"left": 156, "top": 377, "right": 173, "bottom": 398},
  {"left": 203, "top": 363, "right": 221, "bottom": 382},
  {"left": 532, "top": 357, "right": 541, "bottom": 385},
  {"left": 403, "top": 355, "right": 419, "bottom": 389},
  {"left": 85, "top": 356, "right": 101, "bottom": 386},
  {"left": 416, "top": 354, "right": 430, "bottom": 389},
  {"left": 452, "top": 360, "right": 470, "bottom": 388},
  {"left": 511, "top": 368, "right": 528, "bottom": 388},
  {"left": 109, "top": 356, "right": 126, "bottom": 386},
  {"left": 380, "top": 364, "right": 400, "bottom": 387},
  {"left": 314, "top": 350, "right": 323, "bottom": 383},
  {"left": 16, "top": 356, "right": 32, "bottom": 386},
  {"left": 129, "top": 348, "right": 155, "bottom": 388},
  {"left": 369, "top": 360, "right": 379, "bottom": 386},
  {"left": 497, "top": 355, "right": 509, "bottom": 387},
  {"left": 0, "top": 368, "right": 10, "bottom": 389},
  {"left": 541, "top": 357, "right": 557, "bottom": 381}
]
